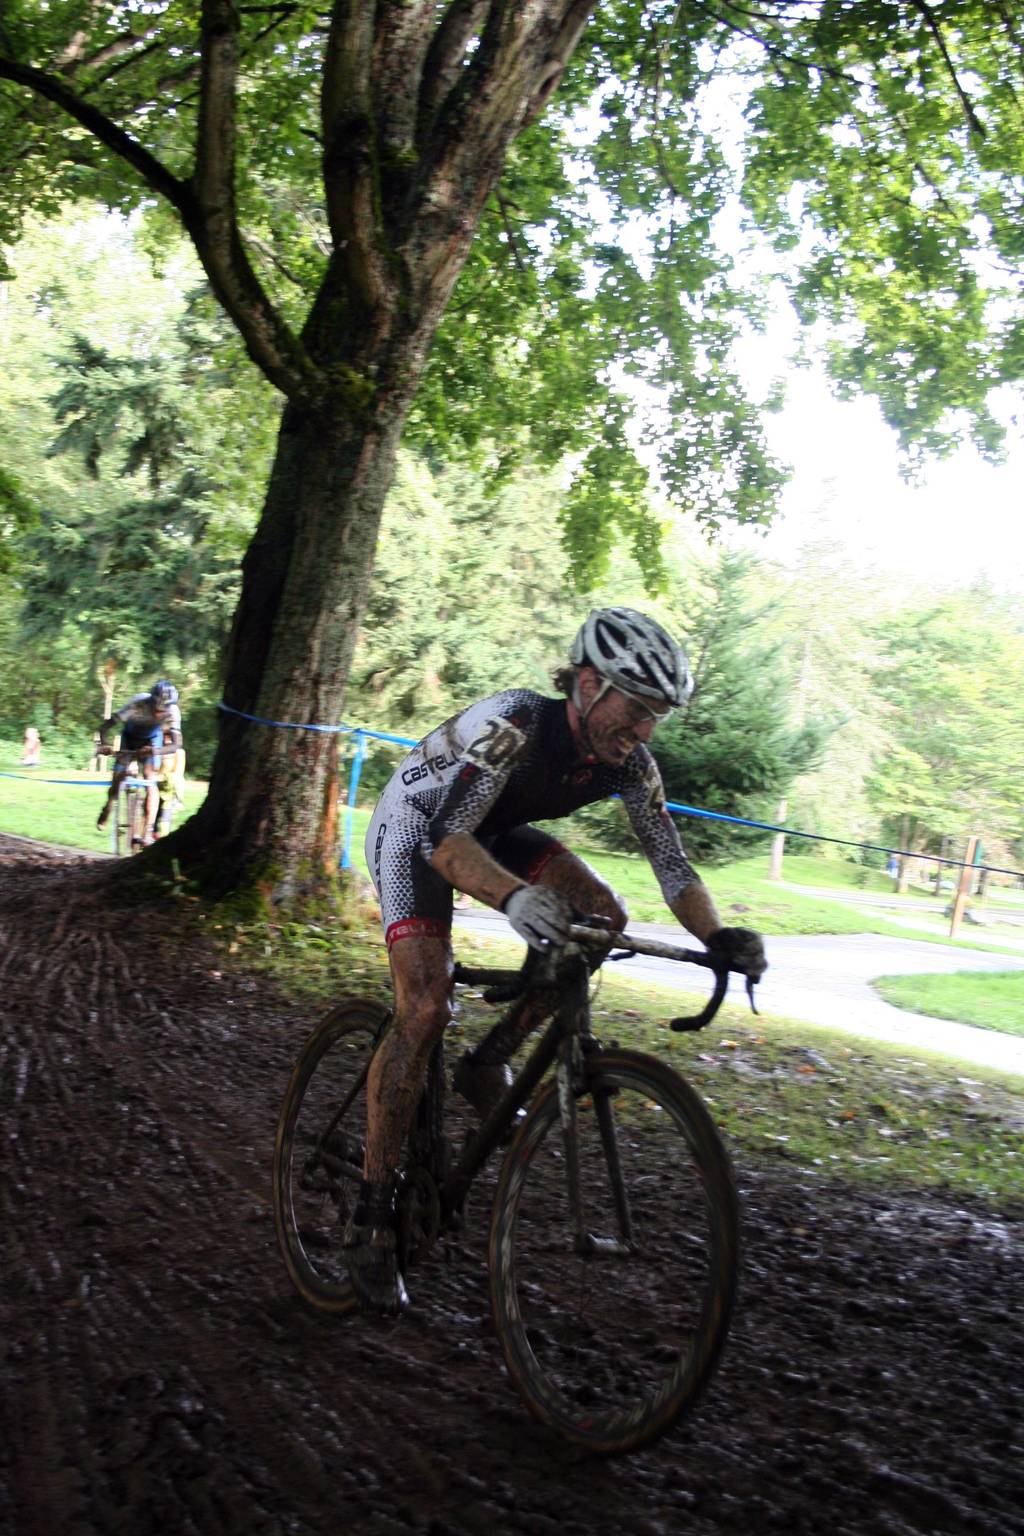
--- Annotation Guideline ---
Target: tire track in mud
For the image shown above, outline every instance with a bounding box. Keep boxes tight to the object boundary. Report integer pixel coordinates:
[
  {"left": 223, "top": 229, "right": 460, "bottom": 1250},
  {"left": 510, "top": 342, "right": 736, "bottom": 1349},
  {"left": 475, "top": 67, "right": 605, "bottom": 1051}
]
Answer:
[{"left": 1, "top": 838, "right": 1022, "bottom": 1536}]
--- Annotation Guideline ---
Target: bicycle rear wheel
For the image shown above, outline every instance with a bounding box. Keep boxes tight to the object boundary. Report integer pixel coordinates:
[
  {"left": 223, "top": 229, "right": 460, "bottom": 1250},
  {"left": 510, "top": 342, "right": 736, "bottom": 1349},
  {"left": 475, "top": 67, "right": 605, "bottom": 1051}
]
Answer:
[
  {"left": 273, "top": 998, "right": 390, "bottom": 1313},
  {"left": 489, "top": 1048, "right": 738, "bottom": 1455}
]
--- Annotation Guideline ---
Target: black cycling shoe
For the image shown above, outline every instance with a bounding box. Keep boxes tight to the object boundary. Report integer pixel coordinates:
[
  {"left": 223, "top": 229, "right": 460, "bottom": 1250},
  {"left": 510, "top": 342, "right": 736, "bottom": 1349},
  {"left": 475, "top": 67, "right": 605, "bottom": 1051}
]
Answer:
[{"left": 343, "top": 1218, "right": 409, "bottom": 1317}]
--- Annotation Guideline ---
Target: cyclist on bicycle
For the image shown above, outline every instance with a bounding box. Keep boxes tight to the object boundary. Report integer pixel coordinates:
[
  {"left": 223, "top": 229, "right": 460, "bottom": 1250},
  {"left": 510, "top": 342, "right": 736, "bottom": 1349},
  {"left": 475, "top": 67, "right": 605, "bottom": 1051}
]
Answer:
[
  {"left": 96, "top": 680, "right": 182, "bottom": 846},
  {"left": 349, "top": 608, "right": 767, "bottom": 1315}
]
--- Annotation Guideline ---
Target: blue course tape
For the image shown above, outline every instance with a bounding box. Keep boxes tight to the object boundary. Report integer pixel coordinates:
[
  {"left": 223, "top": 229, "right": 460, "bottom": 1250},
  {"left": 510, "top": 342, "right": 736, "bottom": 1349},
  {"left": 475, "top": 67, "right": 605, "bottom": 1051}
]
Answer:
[
  {"left": 217, "top": 700, "right": 352, "bottom": 735},
  {"left": 663, "top": 803, "right": 1024, "bottom": 879},
  {"left": 0, "top": 771, "right": 130, "bottom": 787},
  {"left": 218, "top": 700, "right": 419, "bottom": 748},
  {"left": 182, "top": 703, "right": 1024, "bottom": 883}
]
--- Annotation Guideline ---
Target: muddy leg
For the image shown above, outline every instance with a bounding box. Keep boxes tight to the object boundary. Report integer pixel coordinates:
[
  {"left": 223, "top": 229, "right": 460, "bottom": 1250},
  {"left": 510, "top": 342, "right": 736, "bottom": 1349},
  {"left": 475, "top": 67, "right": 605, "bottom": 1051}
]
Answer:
[{"left": 364, "top": 933, "right": 453, "bottom": 1182}]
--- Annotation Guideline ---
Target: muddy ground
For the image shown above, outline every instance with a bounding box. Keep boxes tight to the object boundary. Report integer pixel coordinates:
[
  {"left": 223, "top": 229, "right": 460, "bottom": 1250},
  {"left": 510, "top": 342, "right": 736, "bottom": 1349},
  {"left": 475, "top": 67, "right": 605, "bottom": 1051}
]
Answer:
[{"left": 1, "top": 833, "right": 1021, "bottom": 1536}]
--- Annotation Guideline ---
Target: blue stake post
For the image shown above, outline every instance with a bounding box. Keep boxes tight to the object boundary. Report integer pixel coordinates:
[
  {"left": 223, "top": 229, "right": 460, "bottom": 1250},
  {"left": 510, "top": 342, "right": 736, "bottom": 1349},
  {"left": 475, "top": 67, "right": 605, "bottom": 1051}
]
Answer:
[{"left": 340, "top": 730, "right": 368, "bottom": 870}]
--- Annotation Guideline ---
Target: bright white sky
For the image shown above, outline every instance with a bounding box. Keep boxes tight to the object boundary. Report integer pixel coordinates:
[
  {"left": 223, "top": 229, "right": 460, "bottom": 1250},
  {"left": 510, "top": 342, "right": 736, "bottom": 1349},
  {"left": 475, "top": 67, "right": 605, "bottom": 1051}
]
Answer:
[
  {"left": 731, "top": 354, "right": 1024, "bottom": 595},
  {"left": 700, "top": 67, "right": 1024, "bottom": 599}
]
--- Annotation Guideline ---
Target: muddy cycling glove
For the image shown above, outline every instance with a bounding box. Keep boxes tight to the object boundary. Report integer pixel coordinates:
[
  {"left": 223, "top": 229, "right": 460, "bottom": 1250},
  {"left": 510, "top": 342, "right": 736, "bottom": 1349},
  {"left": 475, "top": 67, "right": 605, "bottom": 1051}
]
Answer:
[
  {"left": 705, "top": 927, "right": 768, "bottom": 981},
  {"left": 502, "top": 886, "right": 574, "bottom": 949}
]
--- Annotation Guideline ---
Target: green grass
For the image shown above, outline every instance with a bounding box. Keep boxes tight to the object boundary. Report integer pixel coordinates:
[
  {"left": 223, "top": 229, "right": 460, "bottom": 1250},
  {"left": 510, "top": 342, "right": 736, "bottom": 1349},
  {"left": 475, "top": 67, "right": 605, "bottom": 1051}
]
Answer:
[
  {"left": 4, "top": 751, "right": 1019, "bottom": 1208},
  {"left": 215, "top": 912, "right": 1024, "bottom": 1210},
  {"left": 2, "top": 768, "right": 1020, "bottom": 959},
  {"left": 873, "top": 971, "right": 1024, "bottom": 1037},
  {"left": 0, "top": 760, "right": 205, "bottom": 856},
  {"left": 584, "top": 848, "right": 887, "bottom": 934}
]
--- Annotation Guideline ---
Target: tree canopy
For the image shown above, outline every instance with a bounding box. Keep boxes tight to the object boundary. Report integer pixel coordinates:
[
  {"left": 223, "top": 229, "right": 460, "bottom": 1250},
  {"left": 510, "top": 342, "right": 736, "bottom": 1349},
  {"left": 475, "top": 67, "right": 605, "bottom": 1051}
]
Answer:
[
  {"left": 4, "top": 4, "right": 1022, "bottom": 550},
  {"left": 2, "top": 1, "right": 1023, "bottom": 892}
]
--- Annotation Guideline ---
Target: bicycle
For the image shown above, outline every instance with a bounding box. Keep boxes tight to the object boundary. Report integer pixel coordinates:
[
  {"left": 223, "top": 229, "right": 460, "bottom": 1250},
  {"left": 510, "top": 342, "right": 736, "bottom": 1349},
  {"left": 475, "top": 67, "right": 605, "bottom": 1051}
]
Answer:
[
  {"left": 273, "top": 922, "right": 749, "bottom": 1455},
  {"left": 98, "top": 744, "right": 152, "bottom": 856}
]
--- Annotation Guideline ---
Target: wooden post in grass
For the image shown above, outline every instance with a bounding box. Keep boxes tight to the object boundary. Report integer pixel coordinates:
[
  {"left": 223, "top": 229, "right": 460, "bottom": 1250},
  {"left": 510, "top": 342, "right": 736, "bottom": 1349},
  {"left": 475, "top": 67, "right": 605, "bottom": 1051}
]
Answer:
[
  {"left": 949, "top": 835, "right": 979, "bottom": 938},
  {"left": 768, "top": 797, "right": 787, "bottom": 881}
]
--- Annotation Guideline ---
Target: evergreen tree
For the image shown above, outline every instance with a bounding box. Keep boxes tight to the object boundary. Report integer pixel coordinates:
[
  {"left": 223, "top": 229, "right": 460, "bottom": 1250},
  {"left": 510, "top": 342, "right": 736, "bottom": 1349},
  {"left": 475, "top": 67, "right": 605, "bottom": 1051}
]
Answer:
[
  {"left": 653, "top": 554, "right": 828, "bottom": 862},
  {"left": 866, "top": 590, "right": 1024, "bottom": 870},
  {"left": 18, "top": 316, "right": 268, "bottom": 709}
]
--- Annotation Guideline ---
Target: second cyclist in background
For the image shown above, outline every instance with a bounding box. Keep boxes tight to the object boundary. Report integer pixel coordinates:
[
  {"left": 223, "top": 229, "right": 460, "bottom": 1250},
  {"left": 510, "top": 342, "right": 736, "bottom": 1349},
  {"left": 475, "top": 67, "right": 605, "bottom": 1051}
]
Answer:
[{"left": 96, "top": 679, "right": 183, "bottom": 846}]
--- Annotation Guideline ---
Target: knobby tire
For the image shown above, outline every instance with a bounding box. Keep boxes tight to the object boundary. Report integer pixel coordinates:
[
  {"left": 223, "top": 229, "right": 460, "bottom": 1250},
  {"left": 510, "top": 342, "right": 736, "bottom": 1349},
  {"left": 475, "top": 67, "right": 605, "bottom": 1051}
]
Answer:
[
  {"left": 130, "top": 786, "right": 147, "bottom": 851},
  {"left": 113, "top": 786, "right": 130, "bottom": 858},
  {"left": 488, "top": 1048, "right": 739, "bottom": 1455},
  {"left": 273, "top": 998, "right": 390, "bottom": 1314}
]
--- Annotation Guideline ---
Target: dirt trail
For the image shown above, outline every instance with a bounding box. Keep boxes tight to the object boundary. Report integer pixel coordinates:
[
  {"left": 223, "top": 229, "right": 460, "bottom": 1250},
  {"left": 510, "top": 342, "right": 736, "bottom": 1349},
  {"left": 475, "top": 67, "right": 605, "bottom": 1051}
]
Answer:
[{"left": 1, "top": 835, "right": 1021, "bottom": 1536}]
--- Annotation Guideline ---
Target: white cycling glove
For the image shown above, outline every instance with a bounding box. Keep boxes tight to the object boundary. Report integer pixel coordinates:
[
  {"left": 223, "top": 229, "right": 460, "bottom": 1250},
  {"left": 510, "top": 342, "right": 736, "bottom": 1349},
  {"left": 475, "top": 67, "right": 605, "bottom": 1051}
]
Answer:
[{"left": 501, "top": 886, "right": 574, "bottom": 950}]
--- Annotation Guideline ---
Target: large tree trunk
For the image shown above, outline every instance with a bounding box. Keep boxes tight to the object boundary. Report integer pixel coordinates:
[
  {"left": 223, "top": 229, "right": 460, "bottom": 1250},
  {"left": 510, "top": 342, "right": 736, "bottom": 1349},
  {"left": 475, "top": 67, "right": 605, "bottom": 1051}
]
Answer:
[
  {"left": 36, "top": 0, "right": 602, "bottom": 899},
  {"left": 0, "top": 2, "right": 601, "bottom": 899},
  {"left": 168, "top": 5, "right": 601, "bottom": 899},
  {"left": 180, "top": 347, "right": 422, "bottom": 893}
]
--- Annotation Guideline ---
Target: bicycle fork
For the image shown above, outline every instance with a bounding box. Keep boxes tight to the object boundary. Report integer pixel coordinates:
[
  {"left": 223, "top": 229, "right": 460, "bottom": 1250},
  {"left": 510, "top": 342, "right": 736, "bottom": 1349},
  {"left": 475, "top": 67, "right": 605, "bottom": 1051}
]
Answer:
[{"left": 555, "top": 968, "right": 635, "bottom": 1260}]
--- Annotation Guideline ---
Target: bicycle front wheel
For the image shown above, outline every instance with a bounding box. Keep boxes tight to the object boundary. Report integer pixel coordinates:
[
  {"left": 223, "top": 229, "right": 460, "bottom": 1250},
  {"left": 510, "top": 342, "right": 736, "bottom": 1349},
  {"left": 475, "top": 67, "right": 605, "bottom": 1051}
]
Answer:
[
  {"left": 113, "top": 788, "right": 130, "bottom": 857},
  {"left": 273, "top": 998, "right": 390, "bottom": 1313},
  {"left": 129, "top": 786, "right": 148, "bottom": 850},
  {"left": 489, "top": 1048, "right": 738, "bottom": 1455}
]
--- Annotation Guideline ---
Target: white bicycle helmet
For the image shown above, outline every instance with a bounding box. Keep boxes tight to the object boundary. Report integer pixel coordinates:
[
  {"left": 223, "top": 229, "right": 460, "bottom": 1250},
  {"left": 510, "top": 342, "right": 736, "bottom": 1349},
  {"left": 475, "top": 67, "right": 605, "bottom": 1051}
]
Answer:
[{"left": 569, "top": 607, "right": 693, "bottom": 709}]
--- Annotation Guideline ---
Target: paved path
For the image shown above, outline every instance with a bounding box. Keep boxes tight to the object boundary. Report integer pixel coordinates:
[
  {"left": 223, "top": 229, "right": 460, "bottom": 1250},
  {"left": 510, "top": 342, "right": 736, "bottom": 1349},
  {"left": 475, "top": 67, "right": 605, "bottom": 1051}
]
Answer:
[{"left": 453, "top": 911, "right": 1024, "bottom": 1077}]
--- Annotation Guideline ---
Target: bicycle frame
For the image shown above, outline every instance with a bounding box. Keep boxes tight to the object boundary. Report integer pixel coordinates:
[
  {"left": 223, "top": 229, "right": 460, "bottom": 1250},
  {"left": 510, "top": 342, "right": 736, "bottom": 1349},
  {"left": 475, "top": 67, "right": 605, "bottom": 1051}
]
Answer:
[
  {"left": 435, "top": 924, "right": 734, "bottom": 1238},
  {"left": 116, "top": 766, "right": 147, "bottom": 854},
  {"left": 444, "top": 944, "right": 591, "bottom": 1217}
]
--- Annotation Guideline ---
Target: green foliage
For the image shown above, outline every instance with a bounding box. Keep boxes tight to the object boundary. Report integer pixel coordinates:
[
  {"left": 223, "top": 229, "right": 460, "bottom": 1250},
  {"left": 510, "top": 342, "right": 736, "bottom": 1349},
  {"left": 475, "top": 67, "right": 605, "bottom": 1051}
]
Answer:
[
  {"left": 19, "top": 326, "right": 244, "bottom": 679},
  {"left": 0, "top": 580, "right": 96, "bottom": 738},
  {"left": 0, "top": 214, "right": 278, "bottom": 737},
  {"left": 6, "top": 2, "right": 1021, "bottom": 573},
  {"left": 741, "top": 0, "right": 1024, "bottom": 463},
  {"left": 755, "top": 542, "right": 888, "bottom": 845},
  {"left": 866, "top": 588, "right": 1024, "bottom": 863},
  {"left": 650, "top": 553, "right": 829, "bottom": 861},
  {"left": 349, "top": 455, "right": 579, "bottom": 730},
  {"left": 0, "top": 463, "right": 36, "bottom": 570}
]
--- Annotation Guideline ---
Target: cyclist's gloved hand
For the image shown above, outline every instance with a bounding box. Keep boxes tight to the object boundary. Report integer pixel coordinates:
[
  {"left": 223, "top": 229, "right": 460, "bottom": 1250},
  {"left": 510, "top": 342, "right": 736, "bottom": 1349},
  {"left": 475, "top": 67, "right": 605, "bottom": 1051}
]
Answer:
[
  {"left": 705, "top": 926, "right": 767, "bottom": 981},
  {"left": 502, "top": 886, "right": 574, "bottom": 950}
]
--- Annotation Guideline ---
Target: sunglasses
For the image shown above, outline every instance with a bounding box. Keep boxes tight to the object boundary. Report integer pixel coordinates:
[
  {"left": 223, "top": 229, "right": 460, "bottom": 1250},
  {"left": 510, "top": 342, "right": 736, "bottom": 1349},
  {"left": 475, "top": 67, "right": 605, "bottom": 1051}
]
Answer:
[{"left": 590, "top": 678, "right": 674, "bottom": 726}]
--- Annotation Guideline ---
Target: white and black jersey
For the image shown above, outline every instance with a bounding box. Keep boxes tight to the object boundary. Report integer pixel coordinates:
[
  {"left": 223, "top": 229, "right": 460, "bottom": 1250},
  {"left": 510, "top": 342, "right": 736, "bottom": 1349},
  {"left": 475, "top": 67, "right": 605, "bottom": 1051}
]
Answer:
[
  {"left": 110, "top": 693, "right": 183, "bottom": 737},
  {"left": 365, "top": 690, "right": 698, "bottom": 948}
]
